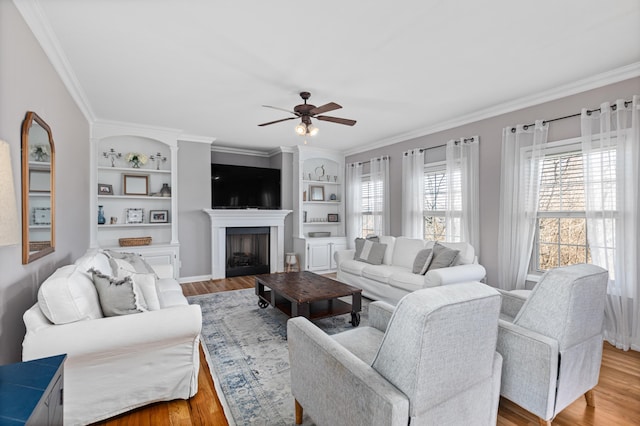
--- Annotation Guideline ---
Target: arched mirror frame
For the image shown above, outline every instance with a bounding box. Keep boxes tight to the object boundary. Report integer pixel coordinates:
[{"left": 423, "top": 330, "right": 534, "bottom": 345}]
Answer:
[{"left": 21, "top": 111, "right": 56, "bottom": 264}]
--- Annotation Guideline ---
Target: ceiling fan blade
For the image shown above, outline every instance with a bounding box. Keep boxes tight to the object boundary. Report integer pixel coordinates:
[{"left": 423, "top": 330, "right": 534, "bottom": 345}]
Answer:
[
  {"left": 310, "top": 102, "right": 342, "bottom": 115},
  {"left": 258, "top": 117, "right": 298, "bottom": 127},
  {"left": 262, "top": 105, "right": 298, "bottom": 116},
  {"left": 316, "top": 115, "right": 357, "bottom": 126}
]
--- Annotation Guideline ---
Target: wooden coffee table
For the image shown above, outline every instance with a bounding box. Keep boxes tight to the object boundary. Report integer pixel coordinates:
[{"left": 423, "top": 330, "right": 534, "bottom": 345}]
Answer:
[{"left": 255, "top": 271, "right": 362, "bottom": 326}]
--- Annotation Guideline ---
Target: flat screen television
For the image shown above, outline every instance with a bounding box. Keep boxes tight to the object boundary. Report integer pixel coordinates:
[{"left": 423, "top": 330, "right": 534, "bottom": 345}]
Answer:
[{"left": 211, "top": 163, "right": 281, "bottom": 209}]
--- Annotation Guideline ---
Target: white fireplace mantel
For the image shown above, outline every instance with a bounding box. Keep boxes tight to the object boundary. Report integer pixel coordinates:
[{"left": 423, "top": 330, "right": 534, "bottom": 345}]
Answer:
[{"left": 203, "top": 209, "right": 292, "bottom": 279}]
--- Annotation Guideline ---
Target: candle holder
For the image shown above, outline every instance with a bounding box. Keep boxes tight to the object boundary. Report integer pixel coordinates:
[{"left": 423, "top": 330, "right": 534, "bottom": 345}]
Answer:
[
  {"left": 102, "top": 148, "right": 122, "bottom": 167},
  {"left": 150, "top": 152, "right": 167, "bottom": 170}
]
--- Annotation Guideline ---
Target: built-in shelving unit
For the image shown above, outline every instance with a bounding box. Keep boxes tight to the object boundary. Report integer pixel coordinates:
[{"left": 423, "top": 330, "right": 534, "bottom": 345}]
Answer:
[
  {"left": 90, "top": 122, "right": 181, "bottom": 277},
  {"left": 293, "top": 146, "right": 347, "bottom": 272}
]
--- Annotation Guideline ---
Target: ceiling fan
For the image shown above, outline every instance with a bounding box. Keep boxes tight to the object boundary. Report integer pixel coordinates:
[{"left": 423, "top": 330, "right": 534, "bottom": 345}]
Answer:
[{"left": 258, "top": 91, "right": 356, "bottom": 136}]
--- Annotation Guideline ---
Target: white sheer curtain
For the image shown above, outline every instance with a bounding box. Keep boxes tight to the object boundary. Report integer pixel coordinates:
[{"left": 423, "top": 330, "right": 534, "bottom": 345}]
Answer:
[
  {"left": 345, "top": 162, "right": 363, "bottom": 249},
  {"left": 445, "top": 137, "right": 479, "bottom": 250},
  {"left": 402, "top": 149, "right": 425, "bottom": 238},
  {"left": 370, "top": 156, "right": 390, "bottom": 236},
  {"left": 581, "top": 96, "right": 640, "bottom": 351},
  {"left": 497, "top": 121, "right": 548, "bottom": 290}
]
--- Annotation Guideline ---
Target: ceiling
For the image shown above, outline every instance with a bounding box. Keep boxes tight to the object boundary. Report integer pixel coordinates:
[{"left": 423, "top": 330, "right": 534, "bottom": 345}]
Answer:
[{"left": 20, "top": 0, "right": 640, "bottom": 153}]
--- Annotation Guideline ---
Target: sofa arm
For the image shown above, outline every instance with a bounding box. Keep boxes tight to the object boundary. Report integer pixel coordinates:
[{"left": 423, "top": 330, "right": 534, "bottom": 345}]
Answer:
[
  {"left": 496, "top": 319, "right": 559, "bottom": 420},
  {"left": 23, "top": 304, "right": 202, "bottom": 361},
  {"left": 334, "top": 249, "right": 355, "bottom": 266},
  {"left": 288, "top": 317, "right": 409, "bottom": 426},
  {"left": 369, "top": 301, "right": 395, "bottom": 332},
  {"left": 423, "top": 263, "right": 486, "bottom": 287},
  {"left": 497, "top": 289, "right": 528, "bottom": 321}
]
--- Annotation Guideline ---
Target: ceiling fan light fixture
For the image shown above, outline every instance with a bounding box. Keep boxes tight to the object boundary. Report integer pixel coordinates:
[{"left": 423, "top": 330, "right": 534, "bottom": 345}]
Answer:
[
  {"left": 295, "top": 123, "right": 307, "bottom": 135},
  {"left": 308, "top": 124, "right": 319, "bottom": 136}
]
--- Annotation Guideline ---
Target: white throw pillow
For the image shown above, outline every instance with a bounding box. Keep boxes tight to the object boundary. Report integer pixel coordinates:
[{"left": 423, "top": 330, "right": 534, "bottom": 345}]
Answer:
[
  {"left": 74, "top": 251, "right": 112, "bottom": 276},
  {"left": 130, "top": 273, "right": 161, "bottom": 311},
  {"left": 38, "top": 265, "right": 104, "bottom": 324}
]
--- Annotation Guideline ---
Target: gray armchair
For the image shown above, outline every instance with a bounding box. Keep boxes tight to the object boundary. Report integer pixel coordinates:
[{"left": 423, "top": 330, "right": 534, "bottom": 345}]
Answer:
[
  {"left": 496, "top": 264, "right": 608, "bottom": 426},
  {"left": 287, "top": 282, "right": 503, "bottom": 426}
]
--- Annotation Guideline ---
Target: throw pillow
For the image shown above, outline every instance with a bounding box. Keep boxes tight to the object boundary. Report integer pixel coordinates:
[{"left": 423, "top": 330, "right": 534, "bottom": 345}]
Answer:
[
  {"left": 89, "top": 268, "right": 143, "bottom": 316},
  {"left": 354, "top": 238, "right": 387, "bottom": 265},
  {"left": 412, "top": 248, "right": 433, "bottom": 274},
  {"left": 105, "top": 250, "right": 158, "bottom": 278},
  {"left": 427, "top": 242, "right": 460, "bottom": 270}
]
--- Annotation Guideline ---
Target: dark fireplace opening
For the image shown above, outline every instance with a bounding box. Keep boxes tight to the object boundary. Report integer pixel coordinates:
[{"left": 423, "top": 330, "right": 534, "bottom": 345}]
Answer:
[{"left": 226, "top": 227, "right": 270, "bottom": 277}]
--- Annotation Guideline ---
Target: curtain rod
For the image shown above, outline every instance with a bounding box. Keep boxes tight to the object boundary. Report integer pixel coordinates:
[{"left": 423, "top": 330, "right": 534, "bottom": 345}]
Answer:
[
  {"left": 403, "top": 136, "right": 477, "bottom": 156},
  {"left": 348, "top": 155, "right": 390, "bottom": 166},
  {"left": 512, "top": 99, "right": 633, "bottom": 133}
]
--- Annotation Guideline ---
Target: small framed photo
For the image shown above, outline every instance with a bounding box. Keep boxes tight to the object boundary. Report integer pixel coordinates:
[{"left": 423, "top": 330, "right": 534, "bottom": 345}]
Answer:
[
  {"left": 149, "top": 210, "right": 168, "bottom": 223},
  {"left": 98, "top": 183, "right": 113, "bottom": 195},
  {"left": 327, "top": 213, "right": 339, "bottom": 222},
  {"left": 29, "top": 170, "right": 50, "bottom": 192},
  {"left": 123, "top": 174, "right": 149, "bottom": 196},
  {"left": 32, "top": 207, "right": 51, "bottom": 225},
  {"left": 309, "top": 185, "right": 325, "bottom": 201},
  {"left": 125, "top": 208, "right": 144, "bottom": 224}
]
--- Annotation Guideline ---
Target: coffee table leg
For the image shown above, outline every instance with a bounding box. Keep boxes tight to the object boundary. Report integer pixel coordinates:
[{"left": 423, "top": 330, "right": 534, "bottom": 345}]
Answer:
[
  {"left": 350, "top": 293, "right": 362, "bottom": 327},
  {"left": 293, "top": 302, "right": 310, "bottom": 318}
]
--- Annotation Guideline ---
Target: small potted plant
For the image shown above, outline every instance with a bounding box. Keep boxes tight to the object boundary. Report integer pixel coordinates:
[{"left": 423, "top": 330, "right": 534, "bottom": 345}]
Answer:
[{"left": 126, "top": 152, "right": 148, "bottom": 168}]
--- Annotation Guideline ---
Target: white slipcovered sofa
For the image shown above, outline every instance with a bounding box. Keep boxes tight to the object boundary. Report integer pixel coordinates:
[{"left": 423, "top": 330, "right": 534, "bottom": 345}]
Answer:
[
  {"left": 335, "top": 236, "right": 486, "bottom": 304},
  {"left": 22, "top": 249, "right": 202, "bottom": 426}
]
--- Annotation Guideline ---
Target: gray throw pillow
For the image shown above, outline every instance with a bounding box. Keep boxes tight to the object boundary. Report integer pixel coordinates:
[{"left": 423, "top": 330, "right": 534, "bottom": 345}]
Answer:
[
  {"left": 412, "top": 248, "right": 433, "bottom": 274},
  {"left": 354, "top": 239, "right": 387, "bottom": 265},
  {"left": 89, "top": 268, "right": 141, "bottom": 317},
  {"left": 105, "top": 250, "right": 157, "bottom": 277},
  {"left": 427, "top": 242, "right": 460, "bottom": 270}
]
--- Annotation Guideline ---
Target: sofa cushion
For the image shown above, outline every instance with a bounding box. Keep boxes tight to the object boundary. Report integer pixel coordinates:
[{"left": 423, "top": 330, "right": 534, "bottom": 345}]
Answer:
[
  {"left": 412, "top": 248, "right": 433, "bottom": 274},
  {"left": 388, "top": 271, "right": 427, "bottom": 292},
  {"left": 340, "top": 259, "right": 369, "bottom": 276},
  {"left": 74, "top": 251, "right": 112, "bottom": 276},
  {"left": 362, "top": 265, "right": 407, "bottom": 284},
  {"left": 156, "top": 278, "right": 189, "bottom": 308},
  {"left": 354, "top": 239, "right": 387, "bottom": 265},
  {"left": 428, "top": 242, "right": 460, "bottom": 270},
  {"left": 392, "top": 237, "right": 427, "bottom": 269},
  {"left": 90, "top": 269, "right": 143, "bottom": 316},
  {"left": 425, "top": 241, "right": 475, "bottom": 265},
  {"left": 38, "top": 265, "right": 104, "bottom": 325},
  {"left": 378, "top": 236, "right": 396, "bottom": 265}
]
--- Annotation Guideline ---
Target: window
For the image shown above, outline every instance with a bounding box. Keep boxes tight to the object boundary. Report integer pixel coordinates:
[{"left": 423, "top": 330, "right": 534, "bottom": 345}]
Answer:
[
  {"left": 422, "top": 163, "right": 462, "bottom": 241},
  {"left": 532, "top": 140, "right": 619, "bottom": 272},
  {"left": 360, "top": 174, "right": 383, "bottom": 237}
]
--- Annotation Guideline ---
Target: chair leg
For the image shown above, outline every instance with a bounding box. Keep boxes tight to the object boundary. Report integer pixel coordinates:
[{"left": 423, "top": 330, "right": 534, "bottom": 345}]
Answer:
[
  {"left": 295, "top": 399, "right": 303, "bottom": 425},
  {"left": 584, "top": 389, "right": 596, "bottom": 407},
  {"left": 538, "top": 418, "right": 552, "bottom": 426}
]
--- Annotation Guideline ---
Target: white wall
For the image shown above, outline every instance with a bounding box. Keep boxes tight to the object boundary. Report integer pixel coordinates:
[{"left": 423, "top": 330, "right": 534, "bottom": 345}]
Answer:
[
  {"left": 346, "top": 76, "right": 640, "bottom": 286},
  {"left": 0, "top": 1, "right": 90, "bottom": 363}
]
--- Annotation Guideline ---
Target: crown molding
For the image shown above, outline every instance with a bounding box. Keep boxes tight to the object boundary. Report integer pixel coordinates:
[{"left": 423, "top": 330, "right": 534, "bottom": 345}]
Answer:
[
  {"left": 178, "top": 134, "right": 216, "bottom": 144},
  {"left": 211, "top": 145, "right": 271, "bottom": 157},
  {"left": 344, "top": 62, "right": 640, "bottom": 156},
  {"left": 13, "top": 0, "right": 96, "bottom": 123}
]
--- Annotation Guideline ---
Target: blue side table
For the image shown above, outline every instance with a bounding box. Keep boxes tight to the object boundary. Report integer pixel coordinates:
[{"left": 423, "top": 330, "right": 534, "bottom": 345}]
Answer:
[{"left": 0, "top": 354, "right": 66, "bottom": 425}]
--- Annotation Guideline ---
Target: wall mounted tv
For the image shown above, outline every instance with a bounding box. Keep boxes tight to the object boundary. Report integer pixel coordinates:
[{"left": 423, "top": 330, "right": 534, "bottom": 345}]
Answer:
[{"left": 211, "top": 163, "right": 281, "bottom": 209}]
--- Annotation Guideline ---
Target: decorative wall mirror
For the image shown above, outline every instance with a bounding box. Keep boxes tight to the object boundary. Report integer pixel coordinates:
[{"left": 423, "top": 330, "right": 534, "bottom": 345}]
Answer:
[{"left": 21, "top": 111, "right": 55, "bottom": 264}]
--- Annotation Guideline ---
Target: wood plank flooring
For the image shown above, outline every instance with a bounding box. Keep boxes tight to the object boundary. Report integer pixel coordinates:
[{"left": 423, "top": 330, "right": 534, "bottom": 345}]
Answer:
[{"left": 93, "top": 275, "right": 640, "bottom": 426}]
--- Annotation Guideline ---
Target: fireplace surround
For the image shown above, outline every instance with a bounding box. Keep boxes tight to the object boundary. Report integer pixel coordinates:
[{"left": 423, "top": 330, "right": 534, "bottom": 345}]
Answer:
[{"left": 203, "top": 209, "right": 292, "bottom": 279}]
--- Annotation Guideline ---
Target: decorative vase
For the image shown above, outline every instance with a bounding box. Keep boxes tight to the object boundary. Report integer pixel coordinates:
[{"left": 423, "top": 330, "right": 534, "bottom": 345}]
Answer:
[
  {"left": 159, "top": 183, "right": 171, "bottom": 197},
  {"left": 98, "top": 205, "right": 106, "bottom": 225}
]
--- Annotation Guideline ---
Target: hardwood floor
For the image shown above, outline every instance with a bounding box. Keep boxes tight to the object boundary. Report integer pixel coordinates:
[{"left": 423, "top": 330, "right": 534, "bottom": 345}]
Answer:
[{"left": 94, "top": 275, "right": 640, "bottom": 426}]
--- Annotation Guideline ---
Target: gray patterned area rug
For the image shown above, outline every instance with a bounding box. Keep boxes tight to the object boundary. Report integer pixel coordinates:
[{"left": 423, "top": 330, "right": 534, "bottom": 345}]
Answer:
[{"left": 188, "top": 288, "right": 370, "bottom": 425}]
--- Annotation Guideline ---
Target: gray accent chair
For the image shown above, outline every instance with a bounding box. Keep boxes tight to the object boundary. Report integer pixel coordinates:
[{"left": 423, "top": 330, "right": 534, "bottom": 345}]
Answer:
[
  {"left": 496, "top": 264, "right": 609, "bottom": 426},
  {"left": 287, "top": 282, "right": 503, "bottom": 426}
]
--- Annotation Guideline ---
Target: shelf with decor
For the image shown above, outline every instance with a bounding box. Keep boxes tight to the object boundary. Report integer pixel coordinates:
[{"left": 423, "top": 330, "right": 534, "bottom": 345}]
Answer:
[{"left": 91, "top": 122, "right": 180, "bottom": 278}]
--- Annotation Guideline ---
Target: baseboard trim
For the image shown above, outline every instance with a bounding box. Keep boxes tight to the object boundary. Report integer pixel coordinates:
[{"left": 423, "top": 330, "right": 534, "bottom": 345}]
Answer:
[{"left": 179, "top": 274, "right": 212, "bottom": 284}]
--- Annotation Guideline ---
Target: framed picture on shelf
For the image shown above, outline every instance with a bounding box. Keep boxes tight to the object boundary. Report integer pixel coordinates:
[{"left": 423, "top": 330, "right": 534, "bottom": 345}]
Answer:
[
  {"left": 149, "top": 210, "right": 168, "bottom": 223},
  {"left": 29, "top": 170, "right": 50, "bottom": 192},
  {"left": 327, "top": 213, "right": 339, "bottom": 222},
  {"left": 125, "top": 208, "right": 144, "bottom": 224},
  {"left": 98, "top": 183, "right": 113, "bottom": 195},
  {"left": 123, "top": 174, "right": 149, "bottom": 195},
  {"left": 309, "top": 185, "right": 324, "bottom": 201},
  {"left": 32, "top": 207, "right": 51, "bottom": 225}
]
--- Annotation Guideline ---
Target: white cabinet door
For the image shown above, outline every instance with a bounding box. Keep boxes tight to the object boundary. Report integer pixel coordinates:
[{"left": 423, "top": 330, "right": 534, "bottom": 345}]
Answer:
[{"left": 307, "top": 242, "right": 331, "bottom": 271}]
